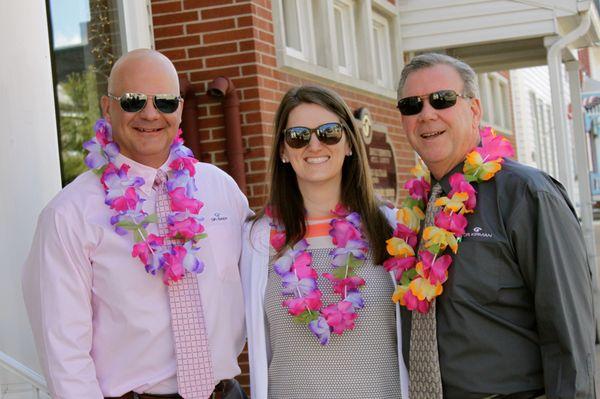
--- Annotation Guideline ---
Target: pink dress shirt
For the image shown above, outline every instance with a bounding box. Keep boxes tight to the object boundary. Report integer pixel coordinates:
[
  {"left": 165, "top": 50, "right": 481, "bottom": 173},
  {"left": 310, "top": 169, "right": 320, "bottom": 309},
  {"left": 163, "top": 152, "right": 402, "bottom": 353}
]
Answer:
[{"left": 22, "top": 154, "right": 250, "bottom": 398}]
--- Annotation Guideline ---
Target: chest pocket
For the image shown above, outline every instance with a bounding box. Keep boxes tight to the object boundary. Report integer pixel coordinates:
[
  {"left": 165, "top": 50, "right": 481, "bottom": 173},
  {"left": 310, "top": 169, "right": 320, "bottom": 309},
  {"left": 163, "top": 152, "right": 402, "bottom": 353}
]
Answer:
[
  {"left": 448, "top": 237, "right": 524, "bottom": 307},
  {"left": 202, "top": 219, "right": 242, "bottom": 282}
]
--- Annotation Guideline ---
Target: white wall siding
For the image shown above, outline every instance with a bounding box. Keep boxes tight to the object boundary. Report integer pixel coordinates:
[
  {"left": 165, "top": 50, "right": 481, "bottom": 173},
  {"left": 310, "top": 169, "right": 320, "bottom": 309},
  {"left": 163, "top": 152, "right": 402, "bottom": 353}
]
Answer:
[
  {"left": 0, "top": 0, "right": 61, "bottom": 384},
  {"left": 510, "top": 65, "right": 569, "bottom": 179},
  {"left": 399, "top": 0, "right": 578, "bottom": 52}
]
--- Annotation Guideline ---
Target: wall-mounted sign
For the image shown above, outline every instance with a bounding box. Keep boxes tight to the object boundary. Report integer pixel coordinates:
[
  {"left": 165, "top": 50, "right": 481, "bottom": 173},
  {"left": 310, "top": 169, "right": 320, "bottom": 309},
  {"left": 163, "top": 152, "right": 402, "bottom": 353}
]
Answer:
[{"left": 354, "top": 107, "right": 397, "bottom": 203}]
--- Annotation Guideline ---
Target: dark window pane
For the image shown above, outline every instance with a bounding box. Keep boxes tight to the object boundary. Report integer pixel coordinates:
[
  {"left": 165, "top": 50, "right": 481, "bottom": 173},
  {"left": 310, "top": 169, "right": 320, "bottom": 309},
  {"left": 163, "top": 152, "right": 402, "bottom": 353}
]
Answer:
[{"left": 49, "top": 0, "right": 123, "bottom": 186}]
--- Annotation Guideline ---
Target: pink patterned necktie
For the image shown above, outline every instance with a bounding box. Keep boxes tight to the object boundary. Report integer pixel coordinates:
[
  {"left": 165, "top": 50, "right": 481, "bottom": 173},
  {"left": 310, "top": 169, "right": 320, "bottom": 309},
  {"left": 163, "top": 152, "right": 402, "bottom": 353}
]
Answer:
[
  {"left": 409, "top": 183, "right": 444, "bottom": 399},
  {"left": 154, "top": 169, "right": 215, "bottom": 399}
]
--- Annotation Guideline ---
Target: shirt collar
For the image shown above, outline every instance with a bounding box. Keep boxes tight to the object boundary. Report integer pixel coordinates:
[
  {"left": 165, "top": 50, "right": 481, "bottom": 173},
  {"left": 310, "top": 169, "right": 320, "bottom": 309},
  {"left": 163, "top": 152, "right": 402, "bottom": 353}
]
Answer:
[
  {"left": 113, "top": 153, "right": 173, "bottom": 196},
  {"left": 430, "top": 162, "right": 464, "bottom": 196},
  {"left": 430, "top": 141, "right": 482, "bottom": 195}
]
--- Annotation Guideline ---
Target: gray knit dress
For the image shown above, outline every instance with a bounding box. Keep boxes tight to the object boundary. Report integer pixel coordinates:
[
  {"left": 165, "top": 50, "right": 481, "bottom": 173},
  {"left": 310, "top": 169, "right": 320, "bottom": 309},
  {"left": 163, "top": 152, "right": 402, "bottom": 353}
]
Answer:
[{"left": 264, "top": 233, "right": 403, "bottom": 399}]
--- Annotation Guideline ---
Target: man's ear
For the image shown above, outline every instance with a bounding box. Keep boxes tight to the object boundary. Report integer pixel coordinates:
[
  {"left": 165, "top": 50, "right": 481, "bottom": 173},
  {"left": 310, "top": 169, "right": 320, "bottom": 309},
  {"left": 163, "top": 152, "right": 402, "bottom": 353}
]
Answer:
[
  {"left": 470, "top": 97, "right": 482, "bottom": 130},
  {"left": 176, "top": 98, "right": 184, "bottom": 126},
  {"left": 100, "top": 95, "right": 111, "bottom": 123}
]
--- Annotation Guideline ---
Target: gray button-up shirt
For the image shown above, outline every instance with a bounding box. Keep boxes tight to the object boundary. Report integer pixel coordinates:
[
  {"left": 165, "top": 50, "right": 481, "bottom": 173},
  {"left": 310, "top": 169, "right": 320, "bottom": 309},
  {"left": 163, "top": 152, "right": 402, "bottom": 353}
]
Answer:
[{"left": 401, "top": 158, "right": 596, "bottom": 398}]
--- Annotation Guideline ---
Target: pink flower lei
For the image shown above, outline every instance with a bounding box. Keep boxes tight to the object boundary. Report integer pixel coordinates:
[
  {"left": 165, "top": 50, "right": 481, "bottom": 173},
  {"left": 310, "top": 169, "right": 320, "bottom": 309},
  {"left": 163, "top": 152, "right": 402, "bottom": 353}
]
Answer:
[
  {"left": 384, "top": 127, "right": 514, "bottom": 312},
  {"left": 268, "top": 204, "right": 369, "bottom": 345},
  {"left": 83, "top": 118, "right": 207, "bottom": 285}
]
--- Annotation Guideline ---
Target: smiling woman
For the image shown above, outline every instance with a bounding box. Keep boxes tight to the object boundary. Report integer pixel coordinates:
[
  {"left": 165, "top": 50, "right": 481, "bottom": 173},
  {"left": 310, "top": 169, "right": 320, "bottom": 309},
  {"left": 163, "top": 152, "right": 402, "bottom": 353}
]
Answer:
[
  {"left": 280, "top": 103, "right": 350, "bottom": 206},
  {"left": 241, "top": 85, "right": 409, "bottom": 399}
]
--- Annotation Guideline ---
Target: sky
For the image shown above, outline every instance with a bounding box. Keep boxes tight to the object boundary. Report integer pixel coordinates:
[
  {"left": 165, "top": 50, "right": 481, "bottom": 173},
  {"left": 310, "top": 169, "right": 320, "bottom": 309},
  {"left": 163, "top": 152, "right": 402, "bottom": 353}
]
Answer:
[{"left": 49, "top": 0, "right": 90, "bottom": 48}]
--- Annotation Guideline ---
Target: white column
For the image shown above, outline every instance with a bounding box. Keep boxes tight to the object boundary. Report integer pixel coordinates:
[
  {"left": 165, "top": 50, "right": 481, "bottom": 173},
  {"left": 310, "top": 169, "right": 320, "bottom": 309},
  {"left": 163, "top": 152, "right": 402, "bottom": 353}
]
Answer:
[
  {"left": 0, "top": 0, "right": 61, "bottom": 377},
  {"left": 546, "top": 35, "right": 576, "bottom": 199},
  {"left": 566, "top": 60, "right": 597, "bottom": 264}
]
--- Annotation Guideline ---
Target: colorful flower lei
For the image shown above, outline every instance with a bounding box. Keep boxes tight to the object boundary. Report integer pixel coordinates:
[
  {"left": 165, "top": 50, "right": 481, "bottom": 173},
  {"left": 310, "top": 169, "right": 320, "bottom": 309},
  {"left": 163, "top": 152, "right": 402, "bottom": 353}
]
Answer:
[
  {"left": 384, "top": 127, "right": 514, "bottom": 312},
  {"left": 83, "top": 118, "right": 207, "bottom": 285},
  {"left": 269, "top": 205, "right": 369, "bottom": 345}
]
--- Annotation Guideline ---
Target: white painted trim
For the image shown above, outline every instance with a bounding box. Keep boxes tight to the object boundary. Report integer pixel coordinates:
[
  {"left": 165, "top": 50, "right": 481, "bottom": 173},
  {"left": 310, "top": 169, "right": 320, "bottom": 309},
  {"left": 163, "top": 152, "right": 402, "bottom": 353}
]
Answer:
[
  {"left": 277, "top": 0, "right": 316, "bottom": 64},
  {"left": 119, "top": 0, "right": 154, "bottom": 51},
  {"left": 372, "top": 11, "right": 393, "bottom": 88},
  {"left": 0, "top": 352, "right": 48, "bottom": 395},
  {"left": 372, "top": 0, "right": 398, "bottom": 15},
  {"left": 479, "top": 72, "right": 513, "bottom": 133},
  {"left": 280, "top": 53, "right": 397, "bottom": 100},
  {"left": 312, "top": 0, "right": 335, "bottom": 69},
  {"left": 333, "top": 0, "right": 359, "bottom": 77},
  {"left": 355, "top": 0, "right": 376, "bottom": 83},
  {"left": 402, "top": 21, "right": 557, "bottom": 52}
]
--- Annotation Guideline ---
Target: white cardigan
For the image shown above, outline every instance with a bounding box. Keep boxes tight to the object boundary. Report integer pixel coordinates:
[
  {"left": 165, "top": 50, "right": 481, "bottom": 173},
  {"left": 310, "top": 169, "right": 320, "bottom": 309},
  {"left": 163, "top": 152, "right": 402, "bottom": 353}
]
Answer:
[{"left": 240, "top": 207, "right": 409, "bottom": 399}]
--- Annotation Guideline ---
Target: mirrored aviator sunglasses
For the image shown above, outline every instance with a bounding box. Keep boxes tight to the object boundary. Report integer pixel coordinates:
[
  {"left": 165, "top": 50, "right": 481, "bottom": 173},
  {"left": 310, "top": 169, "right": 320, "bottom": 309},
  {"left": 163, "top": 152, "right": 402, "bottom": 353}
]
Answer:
[
  {"left": 108, "top": 92, "right": 182, "bottom": 114},
  {"left": 396, "top": 89, "right": 470, "bottom": 116},
  {"left": 283, "top": 122, "right": 344, "bottom": 149}
]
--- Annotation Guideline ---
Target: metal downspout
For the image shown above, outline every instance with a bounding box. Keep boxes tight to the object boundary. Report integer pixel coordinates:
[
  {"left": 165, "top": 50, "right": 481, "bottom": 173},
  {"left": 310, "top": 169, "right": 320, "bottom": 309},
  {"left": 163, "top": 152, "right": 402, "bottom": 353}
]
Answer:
[
  {"left": 566, "top": 60, "right": 597, "bottom": 266},
  {"left": 547, "top": 9, "right": 591, "bottom": 200},
  {"left": 206, "top": 77, "right": 247, "bottom": 194},
  {"left": 179, "top": 77, "right": 201, "bottom": 159}
]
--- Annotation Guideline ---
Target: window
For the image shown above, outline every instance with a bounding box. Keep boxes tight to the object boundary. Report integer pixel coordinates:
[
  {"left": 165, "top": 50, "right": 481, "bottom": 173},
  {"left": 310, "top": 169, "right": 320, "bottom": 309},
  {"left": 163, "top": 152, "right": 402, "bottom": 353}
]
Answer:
[
  {"left": 499, "top": 80, "right": 511, "bottom": 129},
  {"left": 280, "top": 0, "right": 315, "bottom": 62},
  {"left": 332, "top": 0, "right": 358, "bottom": 77},
  {"left": 478, "top": 72, "right": 512, "bottom": 134},
  {"left": 49, "top": 0, "right": 152, "bottom": 186},
  {"left": 478, "top": 74, "right": 492, "bottom": 123},
  {"left": 282, "top": 1, "right": 302, "bottom": 52},
  {"left": 529, "top": 92, "right": 557, "bottom": 175},
  {"left": 530, "top": 92, "right": 543, "bottom": 166},
  {"left": 372, "top": 12, "right": 393, "bottom": 87},
  {"left": 272, "top": 0, "right": 399, "bottom": 99}
]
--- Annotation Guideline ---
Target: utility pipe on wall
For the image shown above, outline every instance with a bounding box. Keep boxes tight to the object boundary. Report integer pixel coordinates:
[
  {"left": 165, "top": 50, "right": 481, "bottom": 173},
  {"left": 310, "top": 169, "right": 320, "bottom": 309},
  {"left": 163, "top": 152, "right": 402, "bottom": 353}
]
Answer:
[
  {"left": 179, "top": 77, "right": 201, "bottom": 159},
  {"left": 206, "top": 76, "right": 247, "bottom": 194}
]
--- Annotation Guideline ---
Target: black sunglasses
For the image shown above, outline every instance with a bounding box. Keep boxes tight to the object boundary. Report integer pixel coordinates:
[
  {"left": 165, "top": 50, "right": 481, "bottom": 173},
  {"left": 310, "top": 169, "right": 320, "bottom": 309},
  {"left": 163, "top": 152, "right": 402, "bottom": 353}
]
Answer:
[
  {"left": 108, "top": 92, "right": 182, "bottom": 114},
  {"left": 397, "top": 89, "right": 471, "bottom": 116},
  {"left": 283, "top": 122, "right": 344, "bottom": 149}
]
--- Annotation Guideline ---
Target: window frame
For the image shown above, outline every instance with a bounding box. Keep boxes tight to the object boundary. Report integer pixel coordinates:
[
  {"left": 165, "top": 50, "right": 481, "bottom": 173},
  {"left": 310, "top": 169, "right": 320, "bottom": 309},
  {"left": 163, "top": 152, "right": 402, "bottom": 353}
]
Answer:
[
  {"left": 276, "top": 0, "right": 316, "bottom": 63},
  {"left": 271, "top": 0, "right": 399, "bottom": 100},
  {"left": 332, "top": 0, "right": 358, "bottom": 77},
  {"left": 50, "top": 0, "right": 153, "bottom": 185},
  {"left": 121, "top": 0, "right": 154, "bottom": 51},
  {"left": 478, "top": 72, "right": 513, "bottom": 135},
  {"left": 371, "top": 11, "right": 393, "bottom": 88}
]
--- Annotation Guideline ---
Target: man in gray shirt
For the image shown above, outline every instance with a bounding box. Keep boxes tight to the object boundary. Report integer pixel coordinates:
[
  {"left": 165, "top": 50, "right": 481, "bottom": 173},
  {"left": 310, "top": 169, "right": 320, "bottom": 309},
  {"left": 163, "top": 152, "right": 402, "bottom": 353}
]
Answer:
[{"left": 397, "top": 52, "right": 596, "bottom": 398}]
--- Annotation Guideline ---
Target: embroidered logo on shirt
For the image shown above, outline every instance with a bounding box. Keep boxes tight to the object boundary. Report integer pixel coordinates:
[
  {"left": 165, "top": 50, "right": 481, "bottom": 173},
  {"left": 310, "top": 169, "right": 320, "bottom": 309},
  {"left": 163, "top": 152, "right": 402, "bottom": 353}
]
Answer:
[
  {"left": 209, "top": 212, "right": 229, "bottom": 222},
  {"left": 464, "top": 226, "right": 493, "bottom": 239}
]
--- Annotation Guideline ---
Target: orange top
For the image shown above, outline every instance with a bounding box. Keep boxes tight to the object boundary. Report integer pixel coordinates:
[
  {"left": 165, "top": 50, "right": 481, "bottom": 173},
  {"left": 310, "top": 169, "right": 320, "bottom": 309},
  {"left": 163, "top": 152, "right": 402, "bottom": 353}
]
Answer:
[{"left": 270, "top": 216, "right": 332, "bottom": 243}]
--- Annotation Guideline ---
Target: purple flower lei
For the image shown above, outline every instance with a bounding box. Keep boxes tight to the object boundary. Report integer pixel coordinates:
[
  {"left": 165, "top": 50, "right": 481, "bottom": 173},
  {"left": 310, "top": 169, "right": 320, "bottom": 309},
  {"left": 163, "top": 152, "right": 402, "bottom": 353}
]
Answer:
[
  {"left": 268, "top": 204, "right": 369, "bottom": 345},
  {"left": 83, "top": 118, "right": 207, "bottom": 285}
]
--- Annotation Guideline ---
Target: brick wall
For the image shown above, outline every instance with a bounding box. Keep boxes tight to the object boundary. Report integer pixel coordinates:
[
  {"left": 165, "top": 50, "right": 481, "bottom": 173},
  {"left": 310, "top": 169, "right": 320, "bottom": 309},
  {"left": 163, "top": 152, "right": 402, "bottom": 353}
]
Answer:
[
  {"left": 151, "top": 0, "right": 412, "bottom": 211},
  {"left": 579, "top": 48, "right": 591, "bottom": 77}
]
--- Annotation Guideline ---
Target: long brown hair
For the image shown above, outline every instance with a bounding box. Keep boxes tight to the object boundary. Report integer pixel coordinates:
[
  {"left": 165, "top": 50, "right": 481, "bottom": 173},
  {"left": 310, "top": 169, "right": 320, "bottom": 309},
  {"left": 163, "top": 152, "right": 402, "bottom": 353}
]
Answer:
[{"left": 253, "top": 85, "right": 392, "bottom": 264}]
